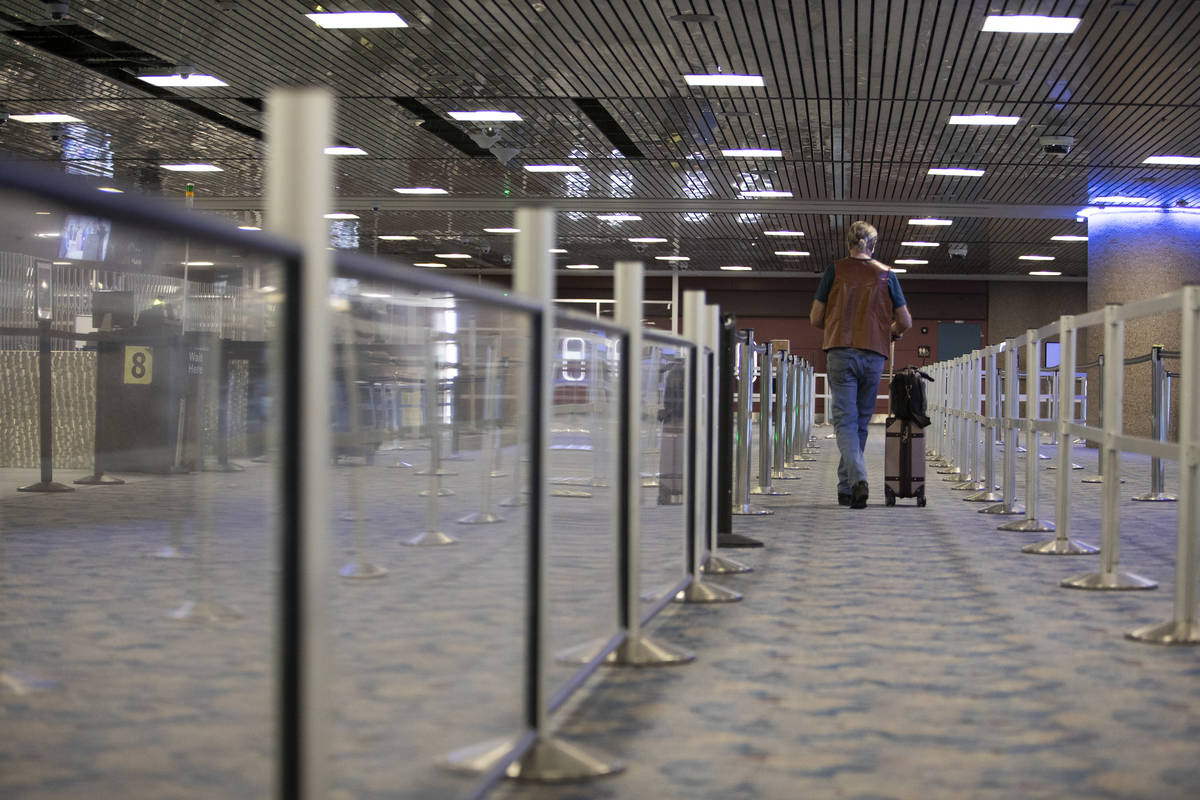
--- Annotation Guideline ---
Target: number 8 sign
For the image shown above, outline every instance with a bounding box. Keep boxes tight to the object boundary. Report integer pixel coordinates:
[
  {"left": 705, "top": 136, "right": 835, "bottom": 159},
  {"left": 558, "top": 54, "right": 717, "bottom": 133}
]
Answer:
[{"left": 124, "top": 346, "right": 153, "bottom": 384}]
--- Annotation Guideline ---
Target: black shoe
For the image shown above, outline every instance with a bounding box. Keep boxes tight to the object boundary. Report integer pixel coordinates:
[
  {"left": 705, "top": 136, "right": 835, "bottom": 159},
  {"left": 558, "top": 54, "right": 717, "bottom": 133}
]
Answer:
[
  {"left": 850, "top": 481, "right": 869, "bottom": 509},
  {"left": 837, "top": 492, "right": 851, "bottom": 506}
]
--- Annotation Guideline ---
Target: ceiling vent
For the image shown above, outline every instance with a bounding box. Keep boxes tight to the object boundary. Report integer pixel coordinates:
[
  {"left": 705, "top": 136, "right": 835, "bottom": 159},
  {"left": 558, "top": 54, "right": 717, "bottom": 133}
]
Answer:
[{"left": 1039, "top": 135, "right": 1075, "bottom": 155}]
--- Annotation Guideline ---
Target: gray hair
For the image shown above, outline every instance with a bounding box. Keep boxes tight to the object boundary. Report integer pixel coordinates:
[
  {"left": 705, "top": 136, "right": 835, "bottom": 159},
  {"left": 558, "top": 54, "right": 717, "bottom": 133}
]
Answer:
[{"left": 846, "top": 221, "right": 878, "bottom": 254}]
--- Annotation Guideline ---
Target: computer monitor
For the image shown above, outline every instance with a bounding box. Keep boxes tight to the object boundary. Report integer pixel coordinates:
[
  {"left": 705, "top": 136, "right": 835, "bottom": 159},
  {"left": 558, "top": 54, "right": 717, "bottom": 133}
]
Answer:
[{"left": 58, "top": 215, "right": 112, "bottom": 261}]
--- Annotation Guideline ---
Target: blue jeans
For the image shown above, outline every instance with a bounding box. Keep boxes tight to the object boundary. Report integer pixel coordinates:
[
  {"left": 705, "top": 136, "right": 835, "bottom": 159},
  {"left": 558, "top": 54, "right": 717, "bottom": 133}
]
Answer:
[{"left": 826, "top": 347, "right": 885, "bottom": 494}]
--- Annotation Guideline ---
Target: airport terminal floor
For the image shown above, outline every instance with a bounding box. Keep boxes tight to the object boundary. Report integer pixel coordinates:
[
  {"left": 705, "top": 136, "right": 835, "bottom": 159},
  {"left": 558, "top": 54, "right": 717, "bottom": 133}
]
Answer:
[{"left": 3, "top": 426, "right": 1197, "bottom": 799}]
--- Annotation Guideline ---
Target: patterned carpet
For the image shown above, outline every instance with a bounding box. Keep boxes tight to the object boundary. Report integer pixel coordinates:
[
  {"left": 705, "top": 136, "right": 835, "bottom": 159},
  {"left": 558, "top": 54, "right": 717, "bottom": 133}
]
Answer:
[{"left": 2, "top": 427, "right": 1198, "bottom": 799}]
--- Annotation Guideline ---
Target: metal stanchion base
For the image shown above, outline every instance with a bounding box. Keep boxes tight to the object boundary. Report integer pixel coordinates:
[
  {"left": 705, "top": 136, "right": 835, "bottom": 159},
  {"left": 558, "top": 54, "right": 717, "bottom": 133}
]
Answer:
[
  {"left": 17, "top": 481, "right": 74, "bottom": 493},
  {"left": 442, "top": 735, "right": 623, "bottom": 782},
  {"left": 498, "top": 495, "right": 527, "bottom": 507},
  {"left": 824, "top": 433, "right": 837, "bottom": 439},
  {"left": 549, "top": 444, "right": 592, "bottom": 451},
  {"left": 964, "top": 490, "right": 1003, "bottom": 502},
  {"left": 1021, "top": 537, "right": 1099, "bottom": 555},
  {"left": 1016, "top": 446, "right": 1028, "bottom": 453},
  {"left": 152, "top": 545, "right": 190, "bottom": 559},
  {"left": 749, "top": 486, "right": 790, "bottom": 496},
  {"left": 731, "top": 503, "right": 773, "bottom": 516},
  {"left": 641, "top": 477, "right": 660, "bottom": 488},
  {"left": 1038, "top": 453, "right": 1051, "bottom": 460},
  {"left": 339, "top": 511, "right": 369, "bottom": 522},
  {"left": 458, "top": 510, "right": 504, "bottom": 524},
  {"left": 1132, "top": 492, "right": 1177, "bottom": 502},
  {"left": 74, "top": 473, "right": 125, "bottom": 486},
  {"left": 489, "top": 470, "right": 509, "bottom": 478},
  {"left": 550, "top": 489, "right": 592, "bottom": 498},
  {"left": 1061, "top": 570, "right": 1157, "bottom": 590},
  {"left": 1, "top": 669, "right": 60, "bottom": 695},
  {"left": 388, "top": 458, "right": 414, "bottom": 469},
  {"left": 556, "top": 634, "right": 695, "bottom": 666},
  {"left": 415, "top": 467, "right": 458, "bottom": 477},
  {"left": 998, "top": 518, "right": 1054, "bottom": 532},
  {"left": 772, "top": 470, "right": 803, "bottom": 480},
  {"left": 938, "top": 468, "right": 962, "bottom": 477},
  {"left": 340, "top": 562, "right": 388, "bottom": 579},
  {"left": 169, "top": 600, "right": 243, "bottom": 623},
  {"left": 950, "top": 480, "right": 984, "bottom": 491},
  {"left": 979, "top": 502, "right": 1024, "bottom": 515},
  {"left": 671, "top": 580, "right": 743, "bottom": 603},
  {"left": 718, "top": 532, "right": 765, "bottom": 547},
  {"left": 701, "top": 552, "right": 752, "bottom": 574},
  {"left": 1126, "top": 619, "right": 1200, "bottom": 646},
  {"left": 1045, "top": 463, "right": 1084, "bottom": 470},
  {"left": 441, "top": 453, "right": 471, "bottom": 462},
  {"left": 1081, "top": 475, "right": 1124, "bottom": 484},
  {"left": 404, "top": 530, "right": 457, "bottom": 546},
  {"left": 419, "top": 487, "right": 455, "bottom": 497}
]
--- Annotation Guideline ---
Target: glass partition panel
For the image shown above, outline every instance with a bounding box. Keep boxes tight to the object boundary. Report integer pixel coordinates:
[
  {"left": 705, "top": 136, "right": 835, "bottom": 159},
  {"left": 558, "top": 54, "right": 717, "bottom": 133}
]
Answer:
[
  {"left": 0, "top": 189, "right": 284, "bottom": 798},
  {"left": 639, "top": 341, "right": 689, "bottom": 597},
  {"left": 543, "top": 326, "right": 620, "bottom": 688},
  {"left": 326, "top": 279, "right": 529, "bottom": 797}
]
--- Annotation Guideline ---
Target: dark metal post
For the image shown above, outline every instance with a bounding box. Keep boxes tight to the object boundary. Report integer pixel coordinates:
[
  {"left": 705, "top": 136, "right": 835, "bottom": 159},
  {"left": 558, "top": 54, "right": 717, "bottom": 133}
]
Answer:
[{"left": 19, "top": 319, "right": 73, "bottom": 493}]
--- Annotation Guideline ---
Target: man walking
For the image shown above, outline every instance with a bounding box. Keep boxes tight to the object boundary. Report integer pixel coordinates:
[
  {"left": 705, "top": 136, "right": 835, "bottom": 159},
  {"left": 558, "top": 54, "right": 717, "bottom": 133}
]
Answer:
[{"left": 809, "top": 221, "right": 912, "bottom": 508}]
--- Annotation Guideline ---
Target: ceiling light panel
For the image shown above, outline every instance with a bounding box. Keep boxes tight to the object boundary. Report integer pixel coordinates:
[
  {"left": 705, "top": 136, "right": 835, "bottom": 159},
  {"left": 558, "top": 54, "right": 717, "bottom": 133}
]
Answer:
[
  {"left": 1029, "top": 270, "right": 1062, "bottom": 276},
  {"left": 325, "top": 146, "right": 368, "bottom": 155},
  {"left": 1018, "top": 255, "right": 1055, "bottom": 261},
  {"left": 1050, "top": 235, "right": 1088, "bottom": 242},
  {"left": 448, "top": 110, "right": 522, "bottom": 122},
  {"left": 137, "top": 74, "right": 228, "bottom": 87},
  {"left": 774, "top": 250, "right": 810, "bottom": 256},
  {"left": 307, "top": 12, "right": 408, "bottom": 28},
  {"left": 948, "top": 114, "right": 1020, "bottom": 125},
  {"left": 739, "top": 190, "right": 792, "bottom": 198},
  {"left": 908, "top": 218, "right": 953, "bottom": 225},
  {"left": 161, "top": 163, "right": 223, "bottom": 172},
  {"left": 523, "top": 165, "right": 584, "bottom": 173},
  {"left": 628, "top": 237, "right": 668, "bottom": 243},
  {"left": 763, "top": 230, "right": 804, "bottom": 236},
  {"left": 10, "top": 113, "right": 81, "bottom": 123},
  {"left": 565, "top": 264, "right": 599, "bottom": 270},
  {"left": 483, "top": 227, "right": 520, "bottom": 233},
  {"left": 928, "top": 167, "right": 985, "bottom": 176},
  {"left": 895, "top": 259, "right": 928, "bottom": 265},
  {"left": 719, "top": 265, "right": 752, "bottom": 271},
  {"left": 721, "top": 148, "right": 783, "bottom": 157},
  {"left": 654, "top": 256, "right": 690, "bottom": 261},
  {"left": 982, "top": 15, "right": 1081, "bottom": 34},
  {"left": 434, "top": 253, "right": 472, "bottom": 259},
  {"left": 394, "top": 187, "right": 448, "bottom": 194},
  {"left": 597, "top": 214, "right": 641, "bottom": 222},
  {"left": 684, "top": 74, "right": 765, "bottom": 87},
  {"left": 901, "top": 241, "right": 939, "bottom": 247},
  {"left": 324, "top": 213, "right": 359, "bottom": 219},
  {"left": 1142, "top": 156, "right": 1200, "bottom": 166},
  {"left": 378, "top": 235, "right": 417, "bottom": 241}
]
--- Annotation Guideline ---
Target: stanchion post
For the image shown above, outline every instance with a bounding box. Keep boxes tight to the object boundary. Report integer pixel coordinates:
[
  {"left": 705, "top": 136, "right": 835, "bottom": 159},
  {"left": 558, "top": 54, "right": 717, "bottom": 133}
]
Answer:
[
  {"left": 1082, "top": 354, "right": 1107, "bottom": 483},
  {"left": 982, "top": 343, "right": 1024, "bottom": 516},
  {"left": 1132, "top": 345, "right": 1176, "bottom": 502},
  {"left": 952, "top": 351, "right": 982, "bottom": 490},
  {"left": 444, "top": 208, "right": 623, "bottom": 780},
  {"left": 732, "top": 336, "right": 771, "bottom": 517},
  {"left": 1061, "top": 305, "right": 1152, "bottom": 583},
  {"left": 18, "top": 320, "right": 74, "bottom": 493},
  {"left": 750, "top": 341, "right": 787, "bottom": 496},
  {"left": 1128, "top": 285, "right": 1200, "bottom": 643},
  {"left": 967, "top": 346, "right": 1002, "bottom": 501},
  {"left": 1019, "top": 319, "right": 1093, "bottom": 549}
]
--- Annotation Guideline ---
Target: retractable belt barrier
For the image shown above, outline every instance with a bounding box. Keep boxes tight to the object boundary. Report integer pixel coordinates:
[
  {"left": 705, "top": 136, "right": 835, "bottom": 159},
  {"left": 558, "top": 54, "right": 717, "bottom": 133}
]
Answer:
[{"left": 926, "top": 288, "right": 1200, "bottom": 647}]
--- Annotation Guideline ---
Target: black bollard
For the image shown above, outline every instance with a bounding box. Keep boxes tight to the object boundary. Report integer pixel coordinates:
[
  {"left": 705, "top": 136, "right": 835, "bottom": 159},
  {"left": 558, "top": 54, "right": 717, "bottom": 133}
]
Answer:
[{"left": 19, "top": 320, "right": 74, "bottom": 493}]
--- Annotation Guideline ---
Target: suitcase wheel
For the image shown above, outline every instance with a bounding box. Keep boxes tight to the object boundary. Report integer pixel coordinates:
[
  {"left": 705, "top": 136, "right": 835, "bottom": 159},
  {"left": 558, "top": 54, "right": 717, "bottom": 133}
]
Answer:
[{"left": 885, "top": 486, "right": 896, "bottom": 507}]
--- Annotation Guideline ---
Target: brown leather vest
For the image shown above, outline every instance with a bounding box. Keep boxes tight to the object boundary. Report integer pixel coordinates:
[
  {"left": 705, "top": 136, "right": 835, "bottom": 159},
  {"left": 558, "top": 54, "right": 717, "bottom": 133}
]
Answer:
[{"left": 822, "top": 257, "right": 895, "bottom": 357}]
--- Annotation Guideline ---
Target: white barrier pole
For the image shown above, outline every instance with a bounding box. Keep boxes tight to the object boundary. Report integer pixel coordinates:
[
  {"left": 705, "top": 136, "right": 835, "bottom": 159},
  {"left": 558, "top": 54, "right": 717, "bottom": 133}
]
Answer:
[
  {"left": 967, "top": 346, "right": 1002, "bottom": 501},
  {"left": 1062, "top": 305, "right": 1155, "bottom": 588},
  {"left": 1128, "top": 285, "right": 1200, "bottom": 643}
]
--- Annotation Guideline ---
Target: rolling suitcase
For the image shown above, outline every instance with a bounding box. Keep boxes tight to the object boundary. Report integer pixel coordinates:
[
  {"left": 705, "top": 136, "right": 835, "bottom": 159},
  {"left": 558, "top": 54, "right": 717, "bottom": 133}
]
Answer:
[{"left": 884, "top": 341, "right": 927, "bottom": 507}]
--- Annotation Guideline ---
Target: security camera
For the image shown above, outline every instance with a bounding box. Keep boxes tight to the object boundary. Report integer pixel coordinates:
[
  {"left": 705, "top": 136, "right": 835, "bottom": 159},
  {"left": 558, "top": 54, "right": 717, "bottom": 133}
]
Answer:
[
  {"left": 948, "top": 242, "right": 968, "bottom": 259},
  {"left": 175, "top": 62, "right": 196, "bottom": 80},
  {"left": 478, "top": 242, "right": 491, "bottom": 255},
  {"left": 468, "top": 129, "right": 502, "bottom": 149},
  {"left": 1177, "top": 199, "right": 1189, "bottom": 207},
  {"left": 49, "top": 123, "right": 63, "bottom": 142},
  {"left": 44, "top": 1, "right": 69, "bottom": 20},
  {"left": 1039, "top": 135, "right": 1074, "bottom": 156},
  {"left": 502, "top": 253, "right": 513, "bottom": 265},
  {"left": 632, "top": 242, "right": 648, "bottom": 253},
  {"left": 371, "top": 204, "right": 381, "bottom": 212}
]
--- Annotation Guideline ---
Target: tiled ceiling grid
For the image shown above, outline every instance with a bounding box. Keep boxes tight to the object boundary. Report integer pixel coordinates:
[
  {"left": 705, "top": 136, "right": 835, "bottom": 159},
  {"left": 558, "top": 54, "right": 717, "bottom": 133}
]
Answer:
[{"left": 1, "top": 0, "right": 1197, "bottom": 278}]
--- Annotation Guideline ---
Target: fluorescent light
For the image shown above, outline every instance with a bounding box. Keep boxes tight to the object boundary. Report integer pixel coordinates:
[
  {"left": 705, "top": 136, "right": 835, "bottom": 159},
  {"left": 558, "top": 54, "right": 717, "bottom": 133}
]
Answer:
[
  {"left": 449, "top": 110, "right": 522, "bottom": 122},
  {"left": 183, "top": 261, "right": 214, "bottom": 266},
  {"left": 739, "top": 190, "right": 792, "bottom": 198},
  {"left": 628, "top": 237, "right": 668, "bottom": 244},
  {"left": 307, "top": 12, "right": 408, "bottom": 28},
  {"left": 549, "top": 248, "right": 568, "bottom": 254},
  {"left": 34, "top": 211, "right": 52, "bottom": 215},
  {"left": 360, "top": 292, "right": 392, "bottom": 299},
  {"left": 1092, "top": 195, "right": 1148, "bottom": 204},
  {"left": 684, "top": 74, "right": 765, "bottom": 87},
  {"left": 378, "top": 235, "right": 418, "bottom": 241},
  {"left": 259, "top": 285, "right": 278, "bottom": 293},
  {"left": 565, "top": 264, "right": 599, "bottom": 270},
  {"left": 774, "top": 250, "right": 810, "bottom": 256},
  {"left": 394, "top": 187, "right": 448, "bottom": 194},
  {"left": 434, "top": 253, "right": 472, "bottom": 259},
  {"left": 324, "top": 146, "right": 368, "bottom": 155},
  {"left": 161, "top": 163, "right": 223, "bottom": 172},
  {"left": 137, "top": 74, "right": 228, "bottom": 87},
  {"left": 928, "top": 167, "right": 985, "bottom": 177},
  {"left": 10, "top": 113, "right": 82, "bottom": 123},
  {"left": 597, "top": 214, "right": 641, "bottom": 222},
  {"left": 238, "top": 225, "right": 261, "bottom": 231},
  {"left": 763, "top": 230, "right": 804, "bottom": 237},
  {"left": 720, "top": 265, "right": 752, "bottom": 271},
  {"left": 982, "top": 15, "right": 1081, "bottom": 34},
  {"left": 1029, "top": 270, "right": 1062, "bottom": 276},
  {"left": 655, "top": 256, "right": 690, "bottom": 261},
  {"left": 483, "top": 227, "right": 521, "bottom": 233},
  {"left": 948, "top": 114, "right": 1020, "bottom": 126},
  {"left": 1051, "top": 235, "right": 1088, "bottom": 242},
  {"left": 324, "top": 213, "right": 359, "bottom": 220},
  {"left": 97, "top": 186, "right": 124, "bottom": 193},
  {"left": 52, "top": 261, "right": 71, "bottom": 266},
  {"left": 902, "top": 241, "right": 939, "bottom": 247},
  {"left": 908, "top": 218, "right": 953, "bottom": 226},
  {"left": 895, "top": 259, "right": 928, "bottom": 265},
  {"left": 36, "top": 232, "right": 60, "bottom": 238},
  {"left": 1019, "top": 255, "right": 1055, "bottom": 261},
  {"left": 721, "top": 148, "right": 783, "bottom": 157},
  {"left": 891, "top": 268, "right": 908, "bottom": 274},
  {"left": 414, "top": 262, "right": 447, "bottom": 268},
  {"left": 1142, "top": 155, "right": 1200, "bottom": 166},
  {"left": 523, "top": 164, "right": 584, "bottom": 173}
]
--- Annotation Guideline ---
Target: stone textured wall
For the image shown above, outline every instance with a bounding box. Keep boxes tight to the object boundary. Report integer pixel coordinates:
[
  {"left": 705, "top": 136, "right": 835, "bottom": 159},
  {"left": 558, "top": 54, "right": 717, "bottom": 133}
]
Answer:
[{"left": 1086, "top": 210, "right": 1200, "bottom": 439}]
